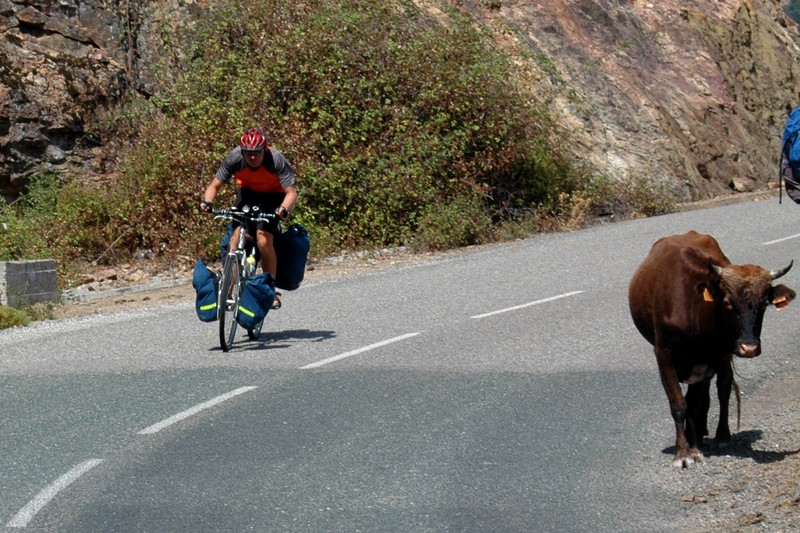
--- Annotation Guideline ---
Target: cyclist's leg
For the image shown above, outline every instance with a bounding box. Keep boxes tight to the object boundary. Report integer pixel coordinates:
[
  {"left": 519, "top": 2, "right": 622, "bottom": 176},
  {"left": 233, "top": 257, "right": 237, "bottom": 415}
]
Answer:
[
  {"left": 252, "top": 192, "right": 283, "bottom": 278},
  {"left": 255, "top": 229, "right": 281, "bottom": 309},
  {"left": 256, "top": 229, "right": 277, "bottom": 278},
  {"left": 230, "top": 224, "right": 244, "bottom": 253},
  {"left": 255, "top": 222, "right": 282, "bottom": 309}
]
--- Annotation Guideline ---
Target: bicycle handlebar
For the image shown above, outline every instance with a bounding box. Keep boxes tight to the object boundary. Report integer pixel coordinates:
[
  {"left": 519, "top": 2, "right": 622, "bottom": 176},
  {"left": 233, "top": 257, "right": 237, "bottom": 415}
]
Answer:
[{"left": 211, "top": 207, "right": 279, "bottom": 224}]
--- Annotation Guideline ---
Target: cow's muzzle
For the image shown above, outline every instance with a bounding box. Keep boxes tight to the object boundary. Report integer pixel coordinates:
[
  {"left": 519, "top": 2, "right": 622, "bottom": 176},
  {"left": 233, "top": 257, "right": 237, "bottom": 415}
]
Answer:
[{"left": 736, "top": 342, "right": 761, "bottom": 358}]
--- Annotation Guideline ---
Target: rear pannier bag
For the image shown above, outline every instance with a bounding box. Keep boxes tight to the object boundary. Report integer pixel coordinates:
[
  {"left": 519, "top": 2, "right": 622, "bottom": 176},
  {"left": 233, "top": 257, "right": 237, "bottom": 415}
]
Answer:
[
  {"left": 274, "top": 223, "right": 311, "bottom": 291},
  {"left": 193, "top": 259, "right": 218, "bottom": 322},
  {"left": 236, "top": 273, "right": 276, "bottom": 330}
]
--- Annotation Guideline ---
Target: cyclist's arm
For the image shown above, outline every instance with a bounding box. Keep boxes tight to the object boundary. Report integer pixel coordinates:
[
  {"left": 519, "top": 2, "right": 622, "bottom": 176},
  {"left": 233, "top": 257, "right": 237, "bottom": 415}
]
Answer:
[
  {"left": 277, "top": 185, "right": 298, "bottom": 218},
  {"left": 201, "top": 177, "right": 224, "bottom": 211}
]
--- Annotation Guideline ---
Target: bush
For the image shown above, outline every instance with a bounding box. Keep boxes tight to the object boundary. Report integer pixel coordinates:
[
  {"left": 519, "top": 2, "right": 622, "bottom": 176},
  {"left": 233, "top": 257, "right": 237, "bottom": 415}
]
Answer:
[
  {"left": 414, "top": 192, "right": 492, "bottom": 250},
  {"left": 0, "top": 305, "right": 30, "bottom": 329},
  {"left": 583, "top": 173, "right": 674, "bottom": 220},
  {"left": 0, "top": 171, "right": 114, "bottom": 284},
  {"left": 6, "top": 0, "right": 587, "bottom": 285},
  {"left": 111, "top": 0, "right": 580, "bottom": 258}
]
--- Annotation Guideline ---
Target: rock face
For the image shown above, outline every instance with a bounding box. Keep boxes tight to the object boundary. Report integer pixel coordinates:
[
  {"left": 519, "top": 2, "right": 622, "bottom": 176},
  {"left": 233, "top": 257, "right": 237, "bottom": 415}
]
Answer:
[
  {"left": 2, "top": 0, "right": 800, "bottom": 201},
  {"left": 470, "top": 0, "right": 800, "bottom": 200},
  {"left": 1, "top": 0, "right": 126, "bottom": 196},
  {"left": 0, "top": 0, "right": 196, "bottom": 199}
]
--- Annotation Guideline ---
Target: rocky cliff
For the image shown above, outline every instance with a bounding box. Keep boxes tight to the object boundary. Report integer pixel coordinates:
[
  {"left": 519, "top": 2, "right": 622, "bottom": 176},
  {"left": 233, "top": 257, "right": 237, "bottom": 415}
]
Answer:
[
  {"left": 461, "top": 0, "right": 800, "bottom": 200},
  {"left": 0, "top": 0, "right": 196, "bottom": 198},
  {"left": 2, "top": 0, "right": 800, "bottom": 201}
]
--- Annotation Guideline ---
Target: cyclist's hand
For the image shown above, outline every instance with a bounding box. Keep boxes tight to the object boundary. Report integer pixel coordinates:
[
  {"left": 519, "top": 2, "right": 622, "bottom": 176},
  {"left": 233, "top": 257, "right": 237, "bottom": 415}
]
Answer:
[
  {"left": 261, "top": 213, "right": 281, "bottom": 235},
  {"left": 200, "top": 200, "right": 213, "bottom": 213},
  {"left": 274, "top": 206, "right": 290, "bottom": 221}
]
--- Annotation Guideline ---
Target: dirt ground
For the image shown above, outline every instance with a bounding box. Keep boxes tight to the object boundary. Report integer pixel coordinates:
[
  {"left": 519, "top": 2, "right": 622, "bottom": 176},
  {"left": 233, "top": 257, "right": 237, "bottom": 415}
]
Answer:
[
  {"left": 49, "top": 248, "right": 446, "bottom": 321},
  {"left": 43, "top": 242, "right": 800, "bottom": 532}
]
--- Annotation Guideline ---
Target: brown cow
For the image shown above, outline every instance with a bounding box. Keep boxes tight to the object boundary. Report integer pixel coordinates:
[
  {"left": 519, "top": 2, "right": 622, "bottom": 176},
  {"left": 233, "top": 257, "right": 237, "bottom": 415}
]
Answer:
[{"left": 629, "top": 231, "right": 794, "bottom": 468}]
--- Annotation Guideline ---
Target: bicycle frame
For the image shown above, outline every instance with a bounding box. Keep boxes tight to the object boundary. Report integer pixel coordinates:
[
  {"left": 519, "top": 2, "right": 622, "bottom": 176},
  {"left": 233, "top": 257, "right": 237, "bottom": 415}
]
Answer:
[{"left": 213, "top": 206, "right": 277, "bottom": 352}]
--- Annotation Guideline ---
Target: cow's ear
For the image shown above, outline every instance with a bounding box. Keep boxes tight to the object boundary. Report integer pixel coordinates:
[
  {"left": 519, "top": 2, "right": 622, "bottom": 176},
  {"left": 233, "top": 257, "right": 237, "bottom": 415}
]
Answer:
[
  {"left": 697, "top": 282, "right": 715, "bottom": 302},
  {"left": 769, "top": 284, "right": 796, "bottom": 310}
]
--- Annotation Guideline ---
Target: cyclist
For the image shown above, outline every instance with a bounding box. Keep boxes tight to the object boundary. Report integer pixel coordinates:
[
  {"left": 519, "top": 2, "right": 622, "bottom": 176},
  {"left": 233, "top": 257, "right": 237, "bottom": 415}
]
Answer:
[{"left": 200, "top": 127, "right": 298, "bottom": 308}]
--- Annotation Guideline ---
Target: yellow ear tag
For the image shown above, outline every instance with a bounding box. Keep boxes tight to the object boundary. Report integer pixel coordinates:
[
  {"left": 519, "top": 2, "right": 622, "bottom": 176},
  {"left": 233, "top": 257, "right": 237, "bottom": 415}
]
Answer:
[{"left": 703, "top": 288, "right": 714, "bottom": 302}]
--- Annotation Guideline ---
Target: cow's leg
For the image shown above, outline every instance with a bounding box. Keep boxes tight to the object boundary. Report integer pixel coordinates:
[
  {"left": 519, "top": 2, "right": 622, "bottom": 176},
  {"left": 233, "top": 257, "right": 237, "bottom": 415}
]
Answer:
[
  {"left": 685, "top": 381, "right": 711, "bottom": 451},
  {"left": 655, "top": 348, "right": 703, "bottom": 468},
  {"left": 714, "top": 361, "right": 734, "bottom": 447}
]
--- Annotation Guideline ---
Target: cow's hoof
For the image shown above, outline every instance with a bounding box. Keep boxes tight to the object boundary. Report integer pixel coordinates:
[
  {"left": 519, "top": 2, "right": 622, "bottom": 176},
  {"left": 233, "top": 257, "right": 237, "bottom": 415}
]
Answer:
[{"left": 672, "top": 451, "right": 704, "bottom": 469}]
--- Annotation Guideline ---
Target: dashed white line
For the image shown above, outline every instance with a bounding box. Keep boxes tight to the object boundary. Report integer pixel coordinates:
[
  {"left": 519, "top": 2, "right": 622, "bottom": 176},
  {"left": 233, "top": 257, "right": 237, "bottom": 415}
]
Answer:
[
  {"left": 470, "top": 290, "right": 584, "bottom": 319},
  {"left": 137, "top": 386, "right": 259, "bottom": 435},
  {"left": 763, "top": 233, "right": 800, "bottom": 246},
  {"left": 7, "top": 459, "right": 103, "bottom": 528},
  {"left": 300, "top": 332, "right": 422, "bottom": 369}
]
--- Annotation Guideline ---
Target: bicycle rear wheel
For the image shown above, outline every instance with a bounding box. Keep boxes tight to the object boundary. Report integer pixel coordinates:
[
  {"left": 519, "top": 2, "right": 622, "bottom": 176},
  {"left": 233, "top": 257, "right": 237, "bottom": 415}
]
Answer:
[{"left": 218, "top": 254, "right": 241, "bottom": 352}]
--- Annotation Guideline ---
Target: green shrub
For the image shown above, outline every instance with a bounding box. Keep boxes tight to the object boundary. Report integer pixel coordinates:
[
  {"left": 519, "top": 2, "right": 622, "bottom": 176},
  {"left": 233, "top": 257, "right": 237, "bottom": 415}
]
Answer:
[
  {"left": 583, "top": 173, "right": 674, "bottom": 219},
  {"left": 6, "top": 0, "right": 588, "bottom": 284},
  {"left": 414, "top": 192, "right": 492, "bottom": 250},
  {"left": 112, "top": 0, "right": 580, "bottom": 258},
  {"left": 0, "top": 171, "right": 116, "bottom": 285},
  {"left": 0, "top": 305, "right": 30, "bottom": 329}
]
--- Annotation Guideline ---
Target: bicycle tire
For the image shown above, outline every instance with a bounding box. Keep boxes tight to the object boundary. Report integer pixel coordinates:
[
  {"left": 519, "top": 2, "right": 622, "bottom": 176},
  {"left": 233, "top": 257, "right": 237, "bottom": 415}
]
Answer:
[{"left": 218, "top": 254, "right": 241, "bottom": 352}]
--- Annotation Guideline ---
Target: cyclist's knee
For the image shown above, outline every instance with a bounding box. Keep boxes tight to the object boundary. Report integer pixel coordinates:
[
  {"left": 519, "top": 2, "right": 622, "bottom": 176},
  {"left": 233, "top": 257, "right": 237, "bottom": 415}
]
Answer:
[{"left": 257, "top": 230, "right": 274, "bottom": 245}]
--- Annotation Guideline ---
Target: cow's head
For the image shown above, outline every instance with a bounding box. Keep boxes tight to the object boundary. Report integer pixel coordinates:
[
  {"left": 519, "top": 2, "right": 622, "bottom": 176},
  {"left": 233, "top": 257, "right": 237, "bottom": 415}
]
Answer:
[{"left": 708, "top": 261, "right": 795, "bottom": 358}]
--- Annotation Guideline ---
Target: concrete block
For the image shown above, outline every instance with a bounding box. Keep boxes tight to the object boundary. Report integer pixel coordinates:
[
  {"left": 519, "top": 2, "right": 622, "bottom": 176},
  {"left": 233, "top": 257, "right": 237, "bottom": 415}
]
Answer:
[{"left": 0, "top": 260, "right": 59, "bottom": 307}]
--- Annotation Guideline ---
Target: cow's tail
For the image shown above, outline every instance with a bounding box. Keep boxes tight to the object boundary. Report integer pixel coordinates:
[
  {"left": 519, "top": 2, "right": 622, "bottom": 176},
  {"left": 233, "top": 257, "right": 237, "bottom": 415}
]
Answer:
[{"left": 732, "top": 376, "right": 741, "bottom": 431}]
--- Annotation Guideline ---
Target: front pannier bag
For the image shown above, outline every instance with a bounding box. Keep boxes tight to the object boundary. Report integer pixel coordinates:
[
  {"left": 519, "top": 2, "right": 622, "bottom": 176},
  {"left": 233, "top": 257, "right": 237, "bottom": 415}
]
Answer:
[
  {"left": 193, "top": 259, "right": 218, "bottom": 322},
  {"left": 236, "top": 273, "right": 276, "bottom": 330}
]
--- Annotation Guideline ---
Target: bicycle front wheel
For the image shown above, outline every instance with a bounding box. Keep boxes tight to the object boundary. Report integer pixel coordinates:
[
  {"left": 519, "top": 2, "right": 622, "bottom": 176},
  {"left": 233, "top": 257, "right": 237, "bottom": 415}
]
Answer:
[{"left": 218, "top": 254, "right": 242, "bottom": 352}]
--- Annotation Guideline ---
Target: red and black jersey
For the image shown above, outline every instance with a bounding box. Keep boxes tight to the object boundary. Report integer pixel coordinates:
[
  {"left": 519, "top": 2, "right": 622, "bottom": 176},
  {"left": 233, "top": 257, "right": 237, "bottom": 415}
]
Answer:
[{"left": 214, "top": 146, "right": 296, "bottom": 192}]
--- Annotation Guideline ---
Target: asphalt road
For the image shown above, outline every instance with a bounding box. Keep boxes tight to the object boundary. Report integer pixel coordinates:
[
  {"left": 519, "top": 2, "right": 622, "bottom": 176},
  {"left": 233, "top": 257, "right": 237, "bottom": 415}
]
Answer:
[{"left": 2, "top": 197, "right": 800, "bottom": 532}]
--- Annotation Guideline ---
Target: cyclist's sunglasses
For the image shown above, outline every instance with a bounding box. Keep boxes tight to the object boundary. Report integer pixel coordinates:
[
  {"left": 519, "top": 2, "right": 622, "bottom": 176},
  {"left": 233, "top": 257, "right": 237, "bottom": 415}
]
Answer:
[{"left": 242, "top": 149, "right": 264, "bottom": 156}]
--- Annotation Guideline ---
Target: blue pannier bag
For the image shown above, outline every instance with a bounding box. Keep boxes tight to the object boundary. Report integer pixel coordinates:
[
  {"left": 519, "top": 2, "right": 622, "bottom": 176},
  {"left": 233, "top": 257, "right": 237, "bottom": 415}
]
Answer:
[
  {"left": 236, "top": 273, "right": 276, "bottom": 330},
  {"left": 274, "top": 223, "right": 311, "bottom": 291},
  {"left": 193, "top": 259, "right": 218, "bottom": 322},
  {"left": 780, "top": 105, "right": 800, "bottom": 204}
]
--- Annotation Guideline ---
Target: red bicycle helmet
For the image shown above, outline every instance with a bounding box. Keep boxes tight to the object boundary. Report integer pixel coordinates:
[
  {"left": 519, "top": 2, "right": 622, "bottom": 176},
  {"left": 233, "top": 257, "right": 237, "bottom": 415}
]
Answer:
[{"left": 239, "top": 128, "right": 267, "bottom": 151}]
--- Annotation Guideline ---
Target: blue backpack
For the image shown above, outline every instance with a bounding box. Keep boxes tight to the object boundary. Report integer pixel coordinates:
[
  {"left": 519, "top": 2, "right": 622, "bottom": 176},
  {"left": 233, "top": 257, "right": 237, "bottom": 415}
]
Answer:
[
  {"left": 236, "top": 273, "right": 276, "bottom": 330},
  {"left": 192, "top": 259, "right": 218, "bottom": 322},
  {"left": 780, "top": 106, "right": 800, "bottom": 204},
  {"left": 274, "top": 223, "right": 311, "bottom": 291}
]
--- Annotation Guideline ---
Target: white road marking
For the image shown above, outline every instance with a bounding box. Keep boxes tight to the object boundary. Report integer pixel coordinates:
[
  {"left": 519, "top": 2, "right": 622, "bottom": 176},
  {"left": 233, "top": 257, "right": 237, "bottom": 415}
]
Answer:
[
  {"left": 300, "top": 332, "right": 422, "bottom": 369},
  {"left": 137, "top": 386, "right": 258, "bottom": 435},
  {"left": 7, "top": 459, "right": 103, "bottom": 528},
  {"left": 763, "top": 233, "right": 800, "bottom": 245},
  {"left": 470, "top": 290, "right": 584, "bottom": 319}
]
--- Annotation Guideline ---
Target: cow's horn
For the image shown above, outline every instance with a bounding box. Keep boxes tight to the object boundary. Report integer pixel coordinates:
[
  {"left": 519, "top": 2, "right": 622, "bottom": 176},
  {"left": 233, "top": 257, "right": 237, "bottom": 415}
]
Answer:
[
  {"left": 770, "top": 260, "right": 793, "bottom": 280},
  {"left": 710, "top": 263, "right": 725, "bottom": 277}
]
